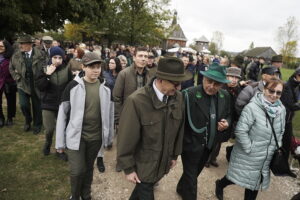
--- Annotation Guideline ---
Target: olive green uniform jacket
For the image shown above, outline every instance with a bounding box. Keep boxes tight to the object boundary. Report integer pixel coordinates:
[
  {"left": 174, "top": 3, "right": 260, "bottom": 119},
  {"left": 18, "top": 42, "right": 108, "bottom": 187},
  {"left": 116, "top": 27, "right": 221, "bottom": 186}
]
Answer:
[
  {"left": 117, "top": 82, "right": 185, "bottom": 183},
  {"left": 9, "top": 47, "right": 46, "bottom": 96},
  {"left": 113, "top": 64, "right": 152, "bottom": 123}
]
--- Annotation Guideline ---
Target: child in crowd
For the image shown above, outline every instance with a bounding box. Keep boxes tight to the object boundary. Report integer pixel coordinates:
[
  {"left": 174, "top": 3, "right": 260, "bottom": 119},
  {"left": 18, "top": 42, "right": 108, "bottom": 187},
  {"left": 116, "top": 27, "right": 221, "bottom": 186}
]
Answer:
[{"left": 55, "top": 52, "right": 113, "bottom": 200}]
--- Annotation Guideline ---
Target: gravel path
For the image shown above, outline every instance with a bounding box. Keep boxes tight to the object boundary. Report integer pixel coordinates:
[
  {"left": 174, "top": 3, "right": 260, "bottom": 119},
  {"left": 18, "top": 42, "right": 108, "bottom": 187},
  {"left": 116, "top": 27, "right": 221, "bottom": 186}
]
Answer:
[{"left": 92, "top": 142, "right": 300, "bottom": 200}]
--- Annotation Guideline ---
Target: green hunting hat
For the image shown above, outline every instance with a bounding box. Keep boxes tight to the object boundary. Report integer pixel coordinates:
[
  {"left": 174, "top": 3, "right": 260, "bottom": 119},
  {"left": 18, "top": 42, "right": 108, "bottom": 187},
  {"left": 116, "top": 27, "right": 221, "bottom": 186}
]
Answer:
[
  {"left": 200, "top": 63, "right": 230, "bottom": 83},
  {"left": 271, "top": 55, "right": 283, "bottom": 62},
  {"left": 17, "top": 35, "right": 34, "bottom": 43},
  {"left": 156, "top": 57, "right": 192, "bottom": 82}
]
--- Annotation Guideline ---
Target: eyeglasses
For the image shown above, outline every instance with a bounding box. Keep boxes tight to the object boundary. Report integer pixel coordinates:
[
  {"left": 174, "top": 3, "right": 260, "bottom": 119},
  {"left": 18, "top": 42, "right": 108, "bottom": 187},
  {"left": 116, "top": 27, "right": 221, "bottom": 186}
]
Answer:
[{"left": 267, "top": 88, "right": 282, "bottom": 96}]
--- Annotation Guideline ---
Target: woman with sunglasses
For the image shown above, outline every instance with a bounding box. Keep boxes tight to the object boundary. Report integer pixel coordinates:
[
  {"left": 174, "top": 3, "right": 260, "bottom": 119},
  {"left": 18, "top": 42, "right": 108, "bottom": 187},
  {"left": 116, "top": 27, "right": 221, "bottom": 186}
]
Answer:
[{"left": 215, "top": 77, "right": 286, "bottom": 200}]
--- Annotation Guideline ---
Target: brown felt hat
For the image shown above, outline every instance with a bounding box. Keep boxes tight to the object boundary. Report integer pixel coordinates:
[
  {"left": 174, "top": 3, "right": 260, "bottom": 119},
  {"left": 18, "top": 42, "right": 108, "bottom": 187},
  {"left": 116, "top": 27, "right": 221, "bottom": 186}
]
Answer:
[{"left": 156, "top": 57, "right": 192, "bottom": 82}]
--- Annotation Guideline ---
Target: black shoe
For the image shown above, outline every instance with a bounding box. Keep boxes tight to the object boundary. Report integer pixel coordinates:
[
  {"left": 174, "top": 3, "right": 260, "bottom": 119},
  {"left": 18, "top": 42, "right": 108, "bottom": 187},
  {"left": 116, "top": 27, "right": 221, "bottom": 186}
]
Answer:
[
  {"left": 23, "top": 123, "right": 31, "bottom": 132},
  {"left": 33, "top": 127, "right": 41, "bottom": 134},
  {"left": 210, "top": 161, "right": 219, "bottom": 167},
  {"left": 0, "top": 118, "right": 5, "bottom": 128},
  {"left": 215, "top": 179, "right": 224, "bottom": 200},
  {"left": 6, "top": 118, "right": 13, "bottom": 126},
  {"left": 56, "top": 152, "right": 68, "bottom": 162},
  {"left": 97, "top": 157, "right": 105, "bottom": 173},
  {"left": 43, "top": 143, "right": 51, "bottom": 156},
  {"left": 115, "top": 163, "right": 122, "bottom": 172}
]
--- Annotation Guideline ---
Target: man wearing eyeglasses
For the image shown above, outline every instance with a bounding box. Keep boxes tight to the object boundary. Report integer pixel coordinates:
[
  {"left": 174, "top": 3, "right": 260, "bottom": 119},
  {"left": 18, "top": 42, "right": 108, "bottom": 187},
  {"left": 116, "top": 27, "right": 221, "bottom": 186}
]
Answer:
[
  {"left": 176, "top": 63, "right": 232, "bottom": 200},
  {"left": 117, "top": 57, "right": 192, "bottom": 200}
]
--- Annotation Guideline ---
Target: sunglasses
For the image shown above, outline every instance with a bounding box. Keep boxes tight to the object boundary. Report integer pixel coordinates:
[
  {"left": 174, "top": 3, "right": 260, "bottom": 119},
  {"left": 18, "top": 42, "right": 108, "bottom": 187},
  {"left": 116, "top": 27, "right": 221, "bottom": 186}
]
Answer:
[{"left": 267, "top": 88, "right": 282, "bottom": 96}]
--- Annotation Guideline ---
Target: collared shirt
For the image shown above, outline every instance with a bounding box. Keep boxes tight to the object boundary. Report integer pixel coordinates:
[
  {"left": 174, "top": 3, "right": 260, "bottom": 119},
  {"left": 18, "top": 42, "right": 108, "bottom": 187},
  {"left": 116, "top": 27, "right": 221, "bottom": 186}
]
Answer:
[
  {"left": 26, "top": 49, "right": 33, "bottom": 58},
  {"left": 135, "top": 64, "right": 146, "bottom": 89},
  {"left": 153, "top": 79, "right": 164, "bottom": 102}
]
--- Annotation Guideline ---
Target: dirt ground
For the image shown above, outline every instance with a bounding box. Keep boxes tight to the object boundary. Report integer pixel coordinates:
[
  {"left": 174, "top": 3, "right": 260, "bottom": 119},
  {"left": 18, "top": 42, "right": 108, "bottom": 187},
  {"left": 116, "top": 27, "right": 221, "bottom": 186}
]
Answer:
[{"left": 92, "top": 142, "right": 300, "bottom": 200}]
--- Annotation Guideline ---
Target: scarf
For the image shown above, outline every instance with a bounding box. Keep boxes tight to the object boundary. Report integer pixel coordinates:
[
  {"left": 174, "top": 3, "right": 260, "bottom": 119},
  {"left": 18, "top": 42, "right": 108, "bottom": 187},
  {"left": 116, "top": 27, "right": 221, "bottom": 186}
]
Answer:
[{"left": 262, "top": 95, "right": 283, "bottom": 118}]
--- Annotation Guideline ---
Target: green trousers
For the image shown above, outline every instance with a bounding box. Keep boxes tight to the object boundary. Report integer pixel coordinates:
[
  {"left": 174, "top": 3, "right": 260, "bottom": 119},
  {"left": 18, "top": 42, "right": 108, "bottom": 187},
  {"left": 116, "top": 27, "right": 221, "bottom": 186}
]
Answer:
[
  {"left": 67, "top": 138, "right": 102, "bottom": 200},
  {"left": 18, "top": 89, "right": 42, "bottom": 128},
  {"left": 42, "top": 110, "right": 57, "bottom": 147}
]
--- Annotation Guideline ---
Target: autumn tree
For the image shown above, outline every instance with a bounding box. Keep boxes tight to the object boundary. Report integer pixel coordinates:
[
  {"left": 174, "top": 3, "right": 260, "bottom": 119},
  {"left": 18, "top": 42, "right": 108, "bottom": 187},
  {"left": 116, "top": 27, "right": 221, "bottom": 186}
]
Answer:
[
  {"left": 0, "top": 0, "right": 103, "bottom": 41},
  {"left": 276, "top": 16, "right": 299, "bottom": 66}
]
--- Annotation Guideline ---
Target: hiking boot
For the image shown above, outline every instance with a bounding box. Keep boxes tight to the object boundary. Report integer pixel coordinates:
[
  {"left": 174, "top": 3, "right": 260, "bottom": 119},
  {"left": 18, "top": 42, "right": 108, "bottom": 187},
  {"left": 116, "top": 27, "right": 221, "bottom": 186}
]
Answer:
[
  {"left": 115, "top": 163, "right": 122, "bottom": 172},
  {"left": 97, "top": 157, "right": 105, "bottom": 173},
  {"left": 33, "top": 127, "right": 41, "bottom": 135},
  {"left": 0, "top": 118, "right": 5, "bottom": 128},
  {"left": 23, "top": 123, "right": 31, "bottom": 132},
  {"left": 215, "top": 179, "right": 224, "bottom": 200},
  {"left": 6, "top": 118, "right": 13, "bottom": 126},
  {"left": 43, "top": 142, "right": 51, "bottom": 156},
  {"left": 56, "top": 152, "right": 68, "bottom": 162}
]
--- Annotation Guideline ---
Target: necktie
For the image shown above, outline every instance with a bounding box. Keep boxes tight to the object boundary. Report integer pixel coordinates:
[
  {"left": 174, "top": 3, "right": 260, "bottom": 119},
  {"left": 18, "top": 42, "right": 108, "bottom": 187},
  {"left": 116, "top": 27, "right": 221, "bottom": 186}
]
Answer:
[
  {"left": 25, "top": 53, "right": 29, "bottom": 59},
  {"left": 208, "top": 96, "right": 216, "bottom": 149},
  {"left": 163, "top": 95, "right": 168, "bottom": 104}
]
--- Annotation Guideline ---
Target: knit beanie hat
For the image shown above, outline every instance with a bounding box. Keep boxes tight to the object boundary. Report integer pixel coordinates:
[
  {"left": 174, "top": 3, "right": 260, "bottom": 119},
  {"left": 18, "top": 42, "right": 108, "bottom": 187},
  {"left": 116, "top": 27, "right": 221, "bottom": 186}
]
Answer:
[{"left": 50, "top": 46, "right": 65, "bottom": 58}]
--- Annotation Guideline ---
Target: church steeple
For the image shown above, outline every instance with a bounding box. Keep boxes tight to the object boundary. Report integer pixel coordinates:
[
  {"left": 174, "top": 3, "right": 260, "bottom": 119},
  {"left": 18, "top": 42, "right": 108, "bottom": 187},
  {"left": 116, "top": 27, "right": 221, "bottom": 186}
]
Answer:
[{"left": 171, "top": 11, "right": 178, "bottom": 26}]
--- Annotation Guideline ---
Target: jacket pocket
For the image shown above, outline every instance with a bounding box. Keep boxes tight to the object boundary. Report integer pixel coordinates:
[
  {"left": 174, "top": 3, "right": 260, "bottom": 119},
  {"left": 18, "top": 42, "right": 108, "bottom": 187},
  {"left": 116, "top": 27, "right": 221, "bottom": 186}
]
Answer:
[{"left": 141, "top": 116, "right": 162, "bottom": 151}]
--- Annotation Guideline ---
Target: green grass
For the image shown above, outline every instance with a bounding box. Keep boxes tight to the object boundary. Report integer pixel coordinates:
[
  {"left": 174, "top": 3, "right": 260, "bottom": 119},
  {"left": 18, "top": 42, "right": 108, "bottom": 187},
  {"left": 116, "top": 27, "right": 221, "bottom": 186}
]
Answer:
[
  {"left": 281, "top": 68, "right": 300, "bottom": 138},
  {"left": 0, "top": 108, "right": 69, "bottom": 200}
]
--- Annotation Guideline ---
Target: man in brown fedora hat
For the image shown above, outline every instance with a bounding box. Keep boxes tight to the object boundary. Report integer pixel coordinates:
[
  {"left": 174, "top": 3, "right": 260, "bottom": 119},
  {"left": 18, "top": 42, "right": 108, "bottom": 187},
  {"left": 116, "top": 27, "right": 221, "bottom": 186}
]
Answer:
[
  {"left": 176, "top": 63, "right": 232, "bottom": 200},
  {"left": 117, "top": 57, "right": 192, "bottom": 199},
  {"left": 9, "top": 35, "right": 46, "bottom": 134}
]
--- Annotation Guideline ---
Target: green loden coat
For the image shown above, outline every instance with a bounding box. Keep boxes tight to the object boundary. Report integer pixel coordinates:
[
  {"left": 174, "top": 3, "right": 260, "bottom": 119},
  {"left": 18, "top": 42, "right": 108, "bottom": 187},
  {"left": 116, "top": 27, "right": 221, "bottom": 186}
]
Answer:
[
  {"left": 117, "top": 82, "right": 185, "bottom": 183},
  {"left": 9, "top": 47, "right": 46, "bottom": 96}
]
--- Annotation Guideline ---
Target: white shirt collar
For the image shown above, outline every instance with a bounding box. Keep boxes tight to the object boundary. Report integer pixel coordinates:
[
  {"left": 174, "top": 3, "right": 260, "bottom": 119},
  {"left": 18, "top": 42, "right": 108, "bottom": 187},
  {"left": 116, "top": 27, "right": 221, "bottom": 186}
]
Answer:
[
  {"left": 26, "top": 49, "right": 33, "bottom": 58},
  {"left": 153, "top": 79, "right": 165, "bottom": 102}
]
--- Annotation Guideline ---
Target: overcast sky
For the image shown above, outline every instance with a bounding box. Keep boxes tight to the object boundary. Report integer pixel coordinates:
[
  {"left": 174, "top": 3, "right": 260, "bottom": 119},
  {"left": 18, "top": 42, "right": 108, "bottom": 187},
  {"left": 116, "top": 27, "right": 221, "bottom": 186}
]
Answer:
[{"left": 168, "top": 0, "right": 300, "bottom": 56}]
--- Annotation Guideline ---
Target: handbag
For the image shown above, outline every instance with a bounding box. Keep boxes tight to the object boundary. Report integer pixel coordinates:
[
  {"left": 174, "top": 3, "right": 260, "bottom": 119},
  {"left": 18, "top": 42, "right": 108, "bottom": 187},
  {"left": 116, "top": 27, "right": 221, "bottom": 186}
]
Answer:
[{"left": 266, "top": 113, "right": 295, "bottom": 177}]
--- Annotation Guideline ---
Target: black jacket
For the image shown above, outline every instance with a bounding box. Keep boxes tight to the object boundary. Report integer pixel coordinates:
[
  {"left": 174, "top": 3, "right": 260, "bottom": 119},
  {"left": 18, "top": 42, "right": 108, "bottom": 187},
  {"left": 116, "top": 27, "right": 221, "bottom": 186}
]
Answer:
[
  {"left": 182, "top": 85, "right": 232, "bottom": 152},
  {"left": 281, "top": 72, "right": 300, "bottom": 123},
  {"left": 35, "top": 64, "right": 73, "bottom": 111}
]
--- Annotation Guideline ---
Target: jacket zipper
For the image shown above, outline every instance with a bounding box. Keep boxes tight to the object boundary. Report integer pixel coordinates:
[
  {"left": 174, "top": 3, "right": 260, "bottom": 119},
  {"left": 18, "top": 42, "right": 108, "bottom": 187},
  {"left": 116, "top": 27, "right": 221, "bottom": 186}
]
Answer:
[{"left": 254, "top": 118, "right": 273, "bottom": 190}]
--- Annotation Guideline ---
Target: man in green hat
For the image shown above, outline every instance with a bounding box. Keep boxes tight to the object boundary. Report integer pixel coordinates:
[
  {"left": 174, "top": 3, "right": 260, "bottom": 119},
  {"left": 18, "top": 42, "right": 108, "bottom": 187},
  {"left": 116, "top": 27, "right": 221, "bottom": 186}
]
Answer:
[
  {"left": 117, "top": 57, "right": 192, "bottom": 199},
  {"left": 176, "top": 63, "right": 232, "bottom": 200},
  {"left": 9, "top": 35, "right": 46, "bottom": 134}
]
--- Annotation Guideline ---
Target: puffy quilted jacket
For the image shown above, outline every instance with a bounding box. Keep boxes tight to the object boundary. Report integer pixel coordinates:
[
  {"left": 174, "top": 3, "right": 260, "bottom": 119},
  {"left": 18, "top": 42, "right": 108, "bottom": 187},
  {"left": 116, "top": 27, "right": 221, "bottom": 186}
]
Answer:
[{"left": 226, "top": 92, "right": 286, "bottom": 190}]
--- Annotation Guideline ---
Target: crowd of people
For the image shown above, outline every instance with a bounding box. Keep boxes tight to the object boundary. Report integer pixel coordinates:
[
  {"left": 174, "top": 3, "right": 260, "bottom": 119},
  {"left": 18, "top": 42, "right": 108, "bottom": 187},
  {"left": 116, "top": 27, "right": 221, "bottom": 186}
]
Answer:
[{"left": 1, "top": 34, "right": 300, "bottom": 200}]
